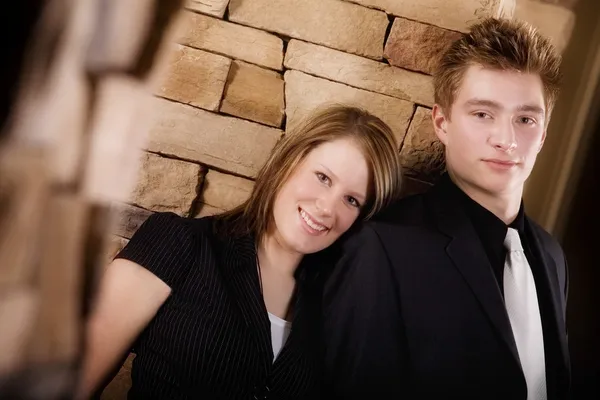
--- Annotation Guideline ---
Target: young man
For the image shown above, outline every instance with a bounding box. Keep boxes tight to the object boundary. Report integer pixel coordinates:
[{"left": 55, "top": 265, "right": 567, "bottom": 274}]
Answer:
[{"left": 321, "top": 18, "right": 570, "bottom": 400}]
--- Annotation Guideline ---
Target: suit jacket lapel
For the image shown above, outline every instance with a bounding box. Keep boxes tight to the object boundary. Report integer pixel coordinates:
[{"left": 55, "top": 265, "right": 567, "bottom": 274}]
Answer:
[
  {"left": 273, "top": 257, "right": 314, "bottom": 366},
  {"left": 525, "top": 218, "right": 570, "bottom": 376},
  {"left": 273, "top": 283, "right": 305, "bottom": 369},
  {"left": 272, "top": 260, "right": 321, "bottom": 390},
  {"left": 219, "top": 233, "right": 273, "bottom": 374},
  {"left": 217, "top": 233, "right": 322, "bottom": 380},
  {"left": 426, "top": 178, "right": 522, "bottom": 369}
]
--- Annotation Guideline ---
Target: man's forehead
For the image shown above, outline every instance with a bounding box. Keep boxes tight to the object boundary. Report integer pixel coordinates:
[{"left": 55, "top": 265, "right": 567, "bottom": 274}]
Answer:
[{"left": 456, "top": 68, "right": 546, "bottom": 108}]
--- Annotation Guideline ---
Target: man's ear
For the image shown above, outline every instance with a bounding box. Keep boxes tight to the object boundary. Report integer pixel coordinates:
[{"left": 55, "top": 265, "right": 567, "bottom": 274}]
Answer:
[
  {"left": 538, "top": 129, "right": 547, "bottom": 153},
  {"left": 432, "top": 104, "right": 449, "bottom": 145}
]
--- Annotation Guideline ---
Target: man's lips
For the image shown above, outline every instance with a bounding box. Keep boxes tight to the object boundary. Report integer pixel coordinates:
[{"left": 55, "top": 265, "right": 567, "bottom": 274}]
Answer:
[
  {"left": 483, "top": 159, "right": 519, "bottom": 170},
  {"left": 484, "top": 159, "right": 518, "bottom": 166}
]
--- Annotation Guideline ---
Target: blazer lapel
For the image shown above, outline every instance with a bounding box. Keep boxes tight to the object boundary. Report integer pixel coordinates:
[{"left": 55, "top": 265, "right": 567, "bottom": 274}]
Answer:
[
  {"left": 525, "top": 218, "right": 570, "bottom": 375},
  {"left": 219, "top": 233, "right": 273, "bottom": 374},
  {"left": 272, "top": 261, "right": 321, "bottom": 389},
  {"left": 427, "top": 179, "right": 522, "bottom": 369},
  {"left": 272, "top": 284, "right": 304, "bottom": 369}
]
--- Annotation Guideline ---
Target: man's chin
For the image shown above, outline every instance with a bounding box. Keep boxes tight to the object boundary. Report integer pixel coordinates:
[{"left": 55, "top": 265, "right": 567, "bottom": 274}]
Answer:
[{"left": 477, "top": 178, "right": 523, "bottom": 196}]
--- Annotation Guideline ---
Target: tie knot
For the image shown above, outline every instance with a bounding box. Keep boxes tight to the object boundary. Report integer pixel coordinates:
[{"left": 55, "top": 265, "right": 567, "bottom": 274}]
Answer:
[{"left": 504, "top": 228, "right": 523, "bottom": 252}]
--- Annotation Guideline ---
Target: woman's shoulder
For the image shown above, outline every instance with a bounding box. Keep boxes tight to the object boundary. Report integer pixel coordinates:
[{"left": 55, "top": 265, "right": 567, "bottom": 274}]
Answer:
[
  {"left": 115, "top": 212, "right": 223, "bottom": 267},
  {"left": 114, "top": 212, "right": 221, "bottom": 288},
  {"left": 137, "top": 212, "right": 216, "bottom": 239},
  {"left": 136, "top": 212, "right": 245, "bottom": 253}
]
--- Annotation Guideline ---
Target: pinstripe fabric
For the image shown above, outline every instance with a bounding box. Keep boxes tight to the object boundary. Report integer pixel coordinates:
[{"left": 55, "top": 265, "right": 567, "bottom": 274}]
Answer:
[{"left": 115, "top": 212, "right": 322, "bottom": 400}]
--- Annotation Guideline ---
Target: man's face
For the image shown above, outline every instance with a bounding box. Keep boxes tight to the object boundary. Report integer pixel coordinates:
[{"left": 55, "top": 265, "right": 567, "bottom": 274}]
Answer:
[{"left": 433, "top": 65, "right": 547, "bottom": 198}]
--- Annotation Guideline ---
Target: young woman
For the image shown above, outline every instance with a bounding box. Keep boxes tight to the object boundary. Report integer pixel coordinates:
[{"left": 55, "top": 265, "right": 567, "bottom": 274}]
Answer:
[{"left": 78, "top": 105, "right": 402, "bottom": 400}]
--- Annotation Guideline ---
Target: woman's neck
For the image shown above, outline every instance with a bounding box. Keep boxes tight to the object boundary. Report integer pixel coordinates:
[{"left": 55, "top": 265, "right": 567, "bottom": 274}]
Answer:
[
  {"left": 256, "top": 232, "right": 303, "bottom": 320},
  {"left": 257, "top": 232, "right": 303, "bottom": 278}
]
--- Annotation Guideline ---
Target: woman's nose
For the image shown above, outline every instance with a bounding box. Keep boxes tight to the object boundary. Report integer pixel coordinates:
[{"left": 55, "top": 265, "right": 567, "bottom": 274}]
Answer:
[{"left": 315, "top": 193, "right": 335, "bottom": 217}]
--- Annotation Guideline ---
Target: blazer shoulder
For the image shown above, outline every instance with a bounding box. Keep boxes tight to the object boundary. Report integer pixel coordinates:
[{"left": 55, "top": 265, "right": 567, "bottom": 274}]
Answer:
[
  {"left": 337, "top": 220, "right": 386, "bottom": 255},
  {"left": 188, "top": 214, "right": 219, "bottom": 238},
  {"left": 139, "top": 211, "right": 214, "bottom": 236},
  {"left": 527, "top": 217, "right": 565, "bottom": 260},
  {"left": 372, "top": 192, "right": 429, "bottom": 226},
  {"left": 130, "top": 211, "right": 200, "bottom": 245},
  {"left": 115, "top": 212, "right": 210, "bottom": 288}
]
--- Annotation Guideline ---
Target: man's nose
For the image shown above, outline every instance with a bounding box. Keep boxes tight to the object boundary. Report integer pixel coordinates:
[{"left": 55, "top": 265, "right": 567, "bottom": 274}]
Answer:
[{"left": 490, "top": 119, "right": 517, "bottom": 152}]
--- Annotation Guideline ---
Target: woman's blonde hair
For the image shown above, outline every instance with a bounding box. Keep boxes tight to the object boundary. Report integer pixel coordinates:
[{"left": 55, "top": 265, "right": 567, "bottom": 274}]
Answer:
[{"left": 214, "top": 105, "right": 402, "bottom": 238}]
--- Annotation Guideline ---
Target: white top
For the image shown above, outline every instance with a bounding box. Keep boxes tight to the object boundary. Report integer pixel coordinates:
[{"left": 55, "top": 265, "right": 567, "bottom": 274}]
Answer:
[{"left": 267, "top": 312, "right": 292, "bottom": 361}]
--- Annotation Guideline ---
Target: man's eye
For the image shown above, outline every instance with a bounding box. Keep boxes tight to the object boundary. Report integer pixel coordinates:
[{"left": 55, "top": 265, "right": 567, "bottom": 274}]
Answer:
[{"left": 519, "top": 117, "right": 536, "bottom": 125}]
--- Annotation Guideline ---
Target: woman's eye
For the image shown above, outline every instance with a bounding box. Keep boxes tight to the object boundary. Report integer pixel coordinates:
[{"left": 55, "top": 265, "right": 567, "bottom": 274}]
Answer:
[
  {"left": 316, "top": 172, "right": 330, "bottom": 184},
  {"left": 346, "top": 196, "right": 360, "bottom": 208}
]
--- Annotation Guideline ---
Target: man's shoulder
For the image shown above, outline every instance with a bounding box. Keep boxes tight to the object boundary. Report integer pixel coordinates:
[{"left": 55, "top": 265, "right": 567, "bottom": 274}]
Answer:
[
  {"left": 367, "top": 193, "right": 434, "bottom": 238},
  {"left": 526, "top": 216, "right": 565, "bottom": 260},
  {"left": 374, "top": 193, "right": 429, "bottom": 224},
  {"left": 338, "top": 193, "right": 432, "bottom": 250}
]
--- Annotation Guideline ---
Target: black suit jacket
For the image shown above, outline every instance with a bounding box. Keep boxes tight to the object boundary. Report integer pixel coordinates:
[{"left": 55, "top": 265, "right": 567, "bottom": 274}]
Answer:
[{"left": 321, "top": 176, "right": 570, "bottom": 400}]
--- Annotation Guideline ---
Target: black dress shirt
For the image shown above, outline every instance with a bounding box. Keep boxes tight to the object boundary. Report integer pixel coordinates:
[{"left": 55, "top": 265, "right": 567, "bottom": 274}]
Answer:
[{"left": 109, "top": 212, "right": 323, "bottom": 400}]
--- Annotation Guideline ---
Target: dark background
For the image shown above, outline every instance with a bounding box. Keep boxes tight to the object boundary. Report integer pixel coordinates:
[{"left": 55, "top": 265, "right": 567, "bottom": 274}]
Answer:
[{"left": 561, "top": 102, "right": 600, "bottom": 399}]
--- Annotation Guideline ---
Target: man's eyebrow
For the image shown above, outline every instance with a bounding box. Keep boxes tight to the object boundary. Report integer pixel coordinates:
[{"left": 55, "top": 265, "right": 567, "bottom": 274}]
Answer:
[
  {"left": 516, "top": 104, "right": 545, "bottom": 116},
  {"left": 464, "top": 98, "right": 503, "bottom": 109},
  {"left": 464, "top": 98, "right": 545, "bottom": 116}
]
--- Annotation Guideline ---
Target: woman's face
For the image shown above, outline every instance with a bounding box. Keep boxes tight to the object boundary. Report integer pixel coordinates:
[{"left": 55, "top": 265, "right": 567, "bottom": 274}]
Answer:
[{"left": 271, "top": 138, "right": 370, "bottom": 256}]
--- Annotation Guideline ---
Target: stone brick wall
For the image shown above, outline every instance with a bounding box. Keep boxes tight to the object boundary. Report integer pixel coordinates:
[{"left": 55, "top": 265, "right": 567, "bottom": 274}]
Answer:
[{"left": 106, "top": 0, "right": 576, "bottom": 258}]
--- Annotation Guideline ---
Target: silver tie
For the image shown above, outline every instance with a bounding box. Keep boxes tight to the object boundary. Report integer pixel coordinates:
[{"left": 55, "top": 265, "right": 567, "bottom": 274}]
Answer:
[{"left": 503, "top": 228, "right": 547, "bottom": 400}]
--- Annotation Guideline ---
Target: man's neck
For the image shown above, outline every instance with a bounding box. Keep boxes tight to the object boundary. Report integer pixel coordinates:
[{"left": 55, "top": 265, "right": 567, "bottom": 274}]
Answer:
[{"left": 449, "top": 172, "right": 523, "bottom": 225}]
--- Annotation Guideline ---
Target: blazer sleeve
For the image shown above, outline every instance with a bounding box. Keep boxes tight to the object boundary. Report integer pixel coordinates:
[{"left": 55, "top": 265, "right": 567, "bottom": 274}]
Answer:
[
  {"left": 115, "top": 212, "right": 196, "bottom": 290},
  {"left": 321, "top": 223, "right": 409, "bottom": 399},
  {"left": 562, "top": 254, "right": 569, "bottom": 338}
]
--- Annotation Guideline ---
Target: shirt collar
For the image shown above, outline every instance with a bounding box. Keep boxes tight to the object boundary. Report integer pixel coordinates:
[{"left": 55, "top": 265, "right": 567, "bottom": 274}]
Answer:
[
  {"left": 442, "top": 173, "right": 525, "bottom": 233},
  {"left": 441, "top": 172, "right": 527, "bottom": 273}
]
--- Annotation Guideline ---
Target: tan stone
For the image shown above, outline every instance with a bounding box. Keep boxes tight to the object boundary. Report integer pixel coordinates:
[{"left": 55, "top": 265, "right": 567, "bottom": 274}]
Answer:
[
  {"left": 343, "top": 0, "right": 516, "bottom": 33},
  {"left": 202, "top": 170, "right": 255, "bottom": 211},
  {"left": 147, "top": 98, "right": 282, "bottom": 178},
  {"left": 100, "top": 353, "right": 134, "bottom": 400},
  {"left": 399, "top": 107, "right": 446, "bottom": 183},
  {"left": 131, "top": 152, "right": 202, "bottom": 216},
  {"left": 111, "top": 203, "right": 153, "bottom": 239},
  {"left": 157, "top": 44, "right": 230, "bottom": 111},
  {"left": 228, "top": 0, "right": 388, "bottom": 60},
  {"left": 384, "top": 18, "right": 463, "bottom": 75},
  {"left": 176, "top": 11, "right": 283, "bottom": 70},
  {"left": 285, "top": 40, "right": 434, "bottom": 107},
  {"left": 185, "top": 0, "right": 229, "bottom": 18},
  {"left": 515, "top": 0, "right": 575, "bottom": 53},
  {"left": 220, "top": 61, "right": 285, "bottom": 127},
  {"left": 195, "top": 204, "right": 225, "bottom": 218},
  {"left": 82, "top": 76, "right": 151, "bottom": 205},
  {"left": 285, "top": 70, "right": 414, "bottom": 145}
]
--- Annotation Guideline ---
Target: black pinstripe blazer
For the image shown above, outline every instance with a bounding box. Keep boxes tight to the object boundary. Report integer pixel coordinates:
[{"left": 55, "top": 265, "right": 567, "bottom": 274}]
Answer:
[{"left": 113, "top": 212, "right": 323, "bottom": 400}]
